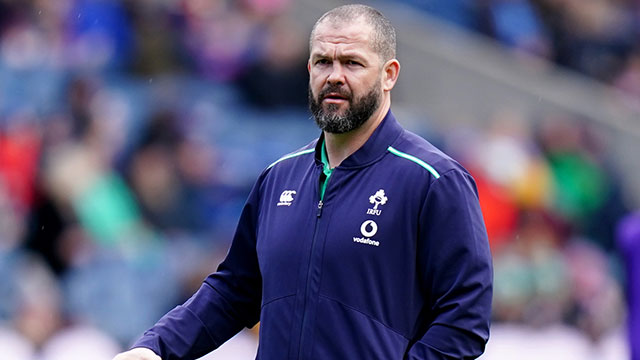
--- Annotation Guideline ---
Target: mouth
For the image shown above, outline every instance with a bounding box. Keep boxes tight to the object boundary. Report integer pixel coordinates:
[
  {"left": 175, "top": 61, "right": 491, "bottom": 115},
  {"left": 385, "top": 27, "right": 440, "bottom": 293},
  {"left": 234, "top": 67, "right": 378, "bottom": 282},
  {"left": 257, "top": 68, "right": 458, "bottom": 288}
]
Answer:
[{"left": 322, "top": 93, "right": 349, "bottom": 102}]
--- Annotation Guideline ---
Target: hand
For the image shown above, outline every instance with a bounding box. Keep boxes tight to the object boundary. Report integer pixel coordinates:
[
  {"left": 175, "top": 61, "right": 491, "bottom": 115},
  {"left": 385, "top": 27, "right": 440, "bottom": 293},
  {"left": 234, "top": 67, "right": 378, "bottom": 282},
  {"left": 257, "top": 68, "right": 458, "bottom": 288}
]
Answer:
[{"left": 113, "top": 347, "right": 161, "bottom": 360}]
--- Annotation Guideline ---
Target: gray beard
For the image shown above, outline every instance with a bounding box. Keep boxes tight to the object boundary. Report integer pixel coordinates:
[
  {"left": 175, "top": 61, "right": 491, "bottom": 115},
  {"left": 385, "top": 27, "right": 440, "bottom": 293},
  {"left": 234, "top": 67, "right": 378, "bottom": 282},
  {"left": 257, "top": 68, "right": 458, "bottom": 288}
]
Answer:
[{"left": 309, "top": 84, "right": 381, "bottom": 134}]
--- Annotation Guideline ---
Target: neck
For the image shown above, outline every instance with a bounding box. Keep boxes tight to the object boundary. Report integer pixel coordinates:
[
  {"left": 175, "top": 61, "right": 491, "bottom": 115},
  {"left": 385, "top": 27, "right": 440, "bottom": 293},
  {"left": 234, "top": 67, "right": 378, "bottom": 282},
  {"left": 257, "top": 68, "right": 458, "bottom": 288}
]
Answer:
[{"left": 324, "top": 96, "right": 390, "bottom": 168}]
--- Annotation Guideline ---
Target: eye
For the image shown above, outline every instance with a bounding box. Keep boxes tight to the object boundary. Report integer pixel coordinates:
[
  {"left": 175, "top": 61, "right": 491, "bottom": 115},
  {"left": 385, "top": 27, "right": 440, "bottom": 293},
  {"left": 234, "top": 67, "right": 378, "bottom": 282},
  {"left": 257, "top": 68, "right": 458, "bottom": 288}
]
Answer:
[
  {"left": 315, "top": 59, "right": 330, "bottom": 65},
  {"left": 347, "top": 60, "right": 363, "bottom": 66}
]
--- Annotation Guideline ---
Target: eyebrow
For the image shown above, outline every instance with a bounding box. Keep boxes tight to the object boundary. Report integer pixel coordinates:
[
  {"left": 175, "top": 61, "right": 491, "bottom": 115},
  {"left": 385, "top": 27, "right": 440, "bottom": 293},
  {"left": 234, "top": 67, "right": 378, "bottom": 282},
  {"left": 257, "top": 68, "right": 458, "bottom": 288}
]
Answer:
[{"left": 310, "top": 52, "right": 368, "bottom": 64}]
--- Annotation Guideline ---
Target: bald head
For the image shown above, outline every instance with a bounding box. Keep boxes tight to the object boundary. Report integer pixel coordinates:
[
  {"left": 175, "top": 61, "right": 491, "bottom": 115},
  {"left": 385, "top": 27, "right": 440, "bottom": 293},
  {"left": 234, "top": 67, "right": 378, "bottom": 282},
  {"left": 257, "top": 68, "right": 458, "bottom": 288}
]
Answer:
[{"left": 310, "top": 4, "right": 397, "bottom": 62}]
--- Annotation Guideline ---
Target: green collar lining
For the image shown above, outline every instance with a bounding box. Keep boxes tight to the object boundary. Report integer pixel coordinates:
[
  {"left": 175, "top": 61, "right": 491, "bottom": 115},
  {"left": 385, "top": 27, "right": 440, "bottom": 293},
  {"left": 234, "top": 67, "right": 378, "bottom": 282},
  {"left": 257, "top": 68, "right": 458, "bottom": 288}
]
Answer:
[{"left": 320, "top": 140, "right": 333, "bottom": 200}]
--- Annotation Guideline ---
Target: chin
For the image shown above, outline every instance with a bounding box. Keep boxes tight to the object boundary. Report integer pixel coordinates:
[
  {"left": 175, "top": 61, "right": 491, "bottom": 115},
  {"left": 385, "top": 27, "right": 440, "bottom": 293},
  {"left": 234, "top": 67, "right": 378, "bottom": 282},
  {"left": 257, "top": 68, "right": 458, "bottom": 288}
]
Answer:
[
  {"left": 324, "top": 104, "right": 349, "bottom": 115},
  {"left": 326, "top": 111, "right": 349, "bottom": 119}
]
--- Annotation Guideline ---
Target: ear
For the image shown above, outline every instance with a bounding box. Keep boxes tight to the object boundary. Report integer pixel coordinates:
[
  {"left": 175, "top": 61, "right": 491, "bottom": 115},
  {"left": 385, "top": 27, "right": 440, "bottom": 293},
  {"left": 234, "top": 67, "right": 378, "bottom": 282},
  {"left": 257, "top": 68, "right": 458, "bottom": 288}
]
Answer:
[
  {"left": 381, "top": 59, "right": 400, "bottom": 92},
  {"left": 307, "top": 59, "right": 312, "bottom": 73}
]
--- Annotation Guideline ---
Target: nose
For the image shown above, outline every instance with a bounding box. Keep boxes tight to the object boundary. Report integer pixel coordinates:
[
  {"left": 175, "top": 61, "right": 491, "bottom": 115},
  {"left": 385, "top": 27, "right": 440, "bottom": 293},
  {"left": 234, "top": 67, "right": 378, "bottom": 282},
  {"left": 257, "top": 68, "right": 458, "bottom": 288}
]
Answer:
[{"left": 326, "top": 61, "right": 345, "bottom": 85}]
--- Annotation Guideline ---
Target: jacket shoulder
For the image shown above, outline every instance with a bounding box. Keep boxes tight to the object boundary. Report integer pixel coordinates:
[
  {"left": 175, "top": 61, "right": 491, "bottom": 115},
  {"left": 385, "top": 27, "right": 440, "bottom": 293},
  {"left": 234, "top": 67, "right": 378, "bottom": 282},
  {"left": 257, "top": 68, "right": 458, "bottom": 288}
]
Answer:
[
  {"left": 264, "top": 139, "right": 317, "bottom": 172},
  {"left": 388, "top": 130, "right": 468, "bottom": 180}
]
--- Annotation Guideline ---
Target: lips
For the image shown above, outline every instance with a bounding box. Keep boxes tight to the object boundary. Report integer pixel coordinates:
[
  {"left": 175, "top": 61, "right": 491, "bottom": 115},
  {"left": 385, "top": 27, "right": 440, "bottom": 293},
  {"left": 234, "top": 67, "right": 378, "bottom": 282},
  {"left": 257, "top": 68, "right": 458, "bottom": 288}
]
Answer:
[
  {"left": 324, "top": 92, "right": 347, "bottom": 100},
  {"left": 321, "top": 90, "right": 351, "bottom": 104}
]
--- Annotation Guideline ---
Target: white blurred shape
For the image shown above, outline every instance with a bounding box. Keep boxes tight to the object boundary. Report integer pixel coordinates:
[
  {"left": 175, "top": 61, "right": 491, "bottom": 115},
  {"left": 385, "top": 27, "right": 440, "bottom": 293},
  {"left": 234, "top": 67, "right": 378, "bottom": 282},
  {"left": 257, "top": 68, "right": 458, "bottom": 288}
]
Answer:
[
  {"left": 0, "top": 325, "right": 35, "bottom": 360},
  {"left": 594, "top": 327, "right": 630, "bottom": 360},
  {"left": 480, "top": 324, "right": 629, "bottom": 360},
  {"left": 39, "top": 325, "right": 121, "bottom": 360},
  {"left": 197, "top": 329, "right": 258, "bottom": 360}
]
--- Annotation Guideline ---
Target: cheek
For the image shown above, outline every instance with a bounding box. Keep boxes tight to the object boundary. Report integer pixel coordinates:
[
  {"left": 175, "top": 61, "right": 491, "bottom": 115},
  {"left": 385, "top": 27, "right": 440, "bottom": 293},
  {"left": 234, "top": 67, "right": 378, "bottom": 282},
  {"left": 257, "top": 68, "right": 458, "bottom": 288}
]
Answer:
[
  {"left": 309, "top": 81, "right": 322, "bottom": 98},
  {"left": 351, "top": 81, "right": 370, "bottom": 97},
  {"left": 309, "top": 73, "right": 324, "bottom": 89}
]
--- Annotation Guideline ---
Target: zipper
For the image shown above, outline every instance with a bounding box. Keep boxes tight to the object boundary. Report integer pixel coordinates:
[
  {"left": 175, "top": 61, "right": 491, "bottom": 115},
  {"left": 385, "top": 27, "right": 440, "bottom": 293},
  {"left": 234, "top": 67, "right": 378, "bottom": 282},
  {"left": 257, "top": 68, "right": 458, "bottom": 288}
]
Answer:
[{"left": 297, "top": 169, "right": 330, "bottom": 359}]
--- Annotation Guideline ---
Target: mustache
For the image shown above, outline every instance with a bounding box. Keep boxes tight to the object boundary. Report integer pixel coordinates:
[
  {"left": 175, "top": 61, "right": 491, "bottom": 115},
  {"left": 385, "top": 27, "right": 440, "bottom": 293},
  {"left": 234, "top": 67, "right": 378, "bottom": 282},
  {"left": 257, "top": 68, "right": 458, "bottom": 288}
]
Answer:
[{"left": 318, "top": 84, "right": 352, "bottom": 100}]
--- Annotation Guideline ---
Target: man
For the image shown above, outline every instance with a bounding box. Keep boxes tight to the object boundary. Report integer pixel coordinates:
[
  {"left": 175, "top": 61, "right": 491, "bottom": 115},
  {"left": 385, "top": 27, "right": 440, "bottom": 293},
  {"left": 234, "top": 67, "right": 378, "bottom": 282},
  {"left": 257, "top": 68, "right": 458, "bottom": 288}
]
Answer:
[{"left": 114, "top": 4, "right": 492, "bottom": 360}]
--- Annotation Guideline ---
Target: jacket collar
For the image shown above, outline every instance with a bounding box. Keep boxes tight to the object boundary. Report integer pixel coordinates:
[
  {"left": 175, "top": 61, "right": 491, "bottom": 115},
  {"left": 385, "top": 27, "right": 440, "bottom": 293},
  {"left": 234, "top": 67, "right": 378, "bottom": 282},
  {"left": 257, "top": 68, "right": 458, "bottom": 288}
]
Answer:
[{"left": 315, "top": 110, "right": 403, "bottom": 169}]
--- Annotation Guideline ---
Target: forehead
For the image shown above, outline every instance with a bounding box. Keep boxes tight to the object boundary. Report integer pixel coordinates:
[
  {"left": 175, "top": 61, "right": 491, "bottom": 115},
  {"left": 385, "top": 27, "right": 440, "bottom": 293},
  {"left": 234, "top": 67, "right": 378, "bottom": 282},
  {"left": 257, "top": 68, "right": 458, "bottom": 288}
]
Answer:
[{"left": 311, "top": 19, "right": 374, "bottom": 54}]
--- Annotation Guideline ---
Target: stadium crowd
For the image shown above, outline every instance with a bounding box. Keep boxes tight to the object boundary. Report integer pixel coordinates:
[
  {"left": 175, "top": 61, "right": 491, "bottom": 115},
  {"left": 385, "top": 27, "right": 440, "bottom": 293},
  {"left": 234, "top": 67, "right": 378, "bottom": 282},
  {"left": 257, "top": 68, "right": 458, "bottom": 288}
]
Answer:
[{"left": 0, "top": 0, "right": 637, "bottom": 359}]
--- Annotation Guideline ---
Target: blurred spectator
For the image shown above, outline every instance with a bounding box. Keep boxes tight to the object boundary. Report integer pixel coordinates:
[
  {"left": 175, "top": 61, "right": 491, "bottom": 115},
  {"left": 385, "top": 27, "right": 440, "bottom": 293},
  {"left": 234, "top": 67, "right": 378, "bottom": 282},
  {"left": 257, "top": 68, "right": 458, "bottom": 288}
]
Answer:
[
  {"left": 0, "top": 112, "right": 41, "bottom": 214},
  {"left": 0, "top": 179, "right": 25, "bottom": 253},
  {"left": 21, "top": 77, "right": 100, "bottom": 276},
  {"left": 240, "top": 0, "right": 292, "bottom": 17},
  {"left": 0, "top": 1, "right": 19, "bottom": 35},
  {"left": 449, "top": 109, "right": 554, "bottom": 252},
  {"left": 126, "top": 109, "right": 201, "bottom": 232},
  {"left": 538, "top": 118, "right": 607, "bottom": 223},
  {"left": 23, "top": 188, "right": 69, "bottom": 275},
  {"left": 2, "top": 252, "right": 63, "bottom": 349},
  {"left": 400, "top": 0, "right": 479, "bottom": 29},
  {"left": 0, "top": 7, "right": 51, "bottom": 70},
  {"left": 445, "top": 106, "right": 627, "bottom": 351},
  {"left": 537, "top": 116, "right": 628, "bottom": 250},
  {"left": 532, "top": 0, "right": 636, "bottom": 81},
  {"left": 179, "top": 0, "right": 264, "bottom": 82},
  {"left": 42, "top": 126, "right": 143, "bottom": 247},
  {"left": 481, "top": 0, "right": 551, "bottom": 57},
  {"left": 65, "top": 0, "right": 134, "bottom": 70},
  {"left": 492, "top": 209, "right": 571, "bottom": 326},
  {"left": 614, "top": 47, "right": 640, "bottom": 111},
  {"left": 62, "top": 242, "right": 180, "bottom": 345},
  {"left": 66, "top": 76, "right": 96, "bottom": 140},
  {"left": 564, "top": 240, "right": 624, "bottom": 341},
  {"left": 401, "top": 0, "right": 639, "bottom": 83},
  {"left": 125, "top": 1, "right": 185, "bottom": 76},
  {"left": 238, "top": 16, "right": 309, "bottom": 109}
]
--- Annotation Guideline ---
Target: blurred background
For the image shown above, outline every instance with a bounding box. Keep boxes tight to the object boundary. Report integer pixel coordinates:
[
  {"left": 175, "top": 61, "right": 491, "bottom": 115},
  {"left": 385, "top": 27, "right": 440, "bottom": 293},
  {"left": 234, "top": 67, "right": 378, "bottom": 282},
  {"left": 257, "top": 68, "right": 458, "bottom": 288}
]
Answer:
[{"left": 0, "top": 0, "right": 639, "bottom": 359}]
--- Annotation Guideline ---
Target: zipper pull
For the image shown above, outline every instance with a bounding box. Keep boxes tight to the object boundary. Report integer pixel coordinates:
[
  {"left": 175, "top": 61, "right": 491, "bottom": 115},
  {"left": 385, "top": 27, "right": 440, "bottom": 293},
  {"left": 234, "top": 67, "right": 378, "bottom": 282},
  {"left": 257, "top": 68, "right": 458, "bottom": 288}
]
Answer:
[{"left": 317, "top": 200, "right": 323, "bottom": 217}]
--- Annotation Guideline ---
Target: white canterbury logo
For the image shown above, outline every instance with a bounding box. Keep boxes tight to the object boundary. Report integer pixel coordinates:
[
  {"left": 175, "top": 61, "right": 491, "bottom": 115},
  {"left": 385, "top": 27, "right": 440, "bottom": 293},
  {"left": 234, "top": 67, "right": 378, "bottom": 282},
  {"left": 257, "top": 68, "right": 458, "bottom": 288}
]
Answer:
[{"left": 277, "top": 190, "right": 296, "bottom": 206}]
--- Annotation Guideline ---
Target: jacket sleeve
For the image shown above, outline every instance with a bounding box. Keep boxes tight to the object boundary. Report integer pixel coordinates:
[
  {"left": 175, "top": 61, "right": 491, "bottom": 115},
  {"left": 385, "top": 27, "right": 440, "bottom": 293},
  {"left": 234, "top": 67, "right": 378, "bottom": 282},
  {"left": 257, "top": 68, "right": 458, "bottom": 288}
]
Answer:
[
  {"left": 131, "top": 177, "right": 263, "bottom": 360},
  {"left": 405, "top": 169, "right": 493, "bottom": 359}
]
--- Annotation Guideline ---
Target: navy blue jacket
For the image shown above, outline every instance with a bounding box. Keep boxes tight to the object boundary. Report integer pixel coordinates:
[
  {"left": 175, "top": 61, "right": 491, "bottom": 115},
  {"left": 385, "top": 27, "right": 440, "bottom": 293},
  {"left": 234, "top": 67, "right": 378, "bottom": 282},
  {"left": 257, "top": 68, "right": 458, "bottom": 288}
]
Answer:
[{"left": 133, "top": 111, "right": 493, "bottom": 359}]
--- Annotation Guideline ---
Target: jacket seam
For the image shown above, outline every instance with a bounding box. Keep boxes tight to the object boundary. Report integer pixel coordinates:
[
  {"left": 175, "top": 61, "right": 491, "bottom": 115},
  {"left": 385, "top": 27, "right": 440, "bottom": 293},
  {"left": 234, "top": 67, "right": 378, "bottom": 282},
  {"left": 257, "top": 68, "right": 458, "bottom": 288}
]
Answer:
[
  {"left": 387, "top": 133, "right": 447, "bottom": 180},
  {"left": 387, "top": 146, "right": 441, "bottom": 179},
  {"left": 418, "top": 168, "right": 460, "bottom": 228},
  {"left": 182, "top": 303, "right": 220, "bottom": 348},
  {"left": 424, "top": 169, "right": 461, "bottom": 195},
  {"left": 203, "top": 281, "right": 254, "bottom": 328},
  {"left": 261, "top": 293, "right": 296, "bottom": 308},
  {"left": 411, "top": 339, "right": 453, "bottom": 358},
  {"left": 267, "top": 148, "right": 315, "bottom": 169},
  {"left": 318, "top": 294, "right": 410, "bottom": 341}
]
